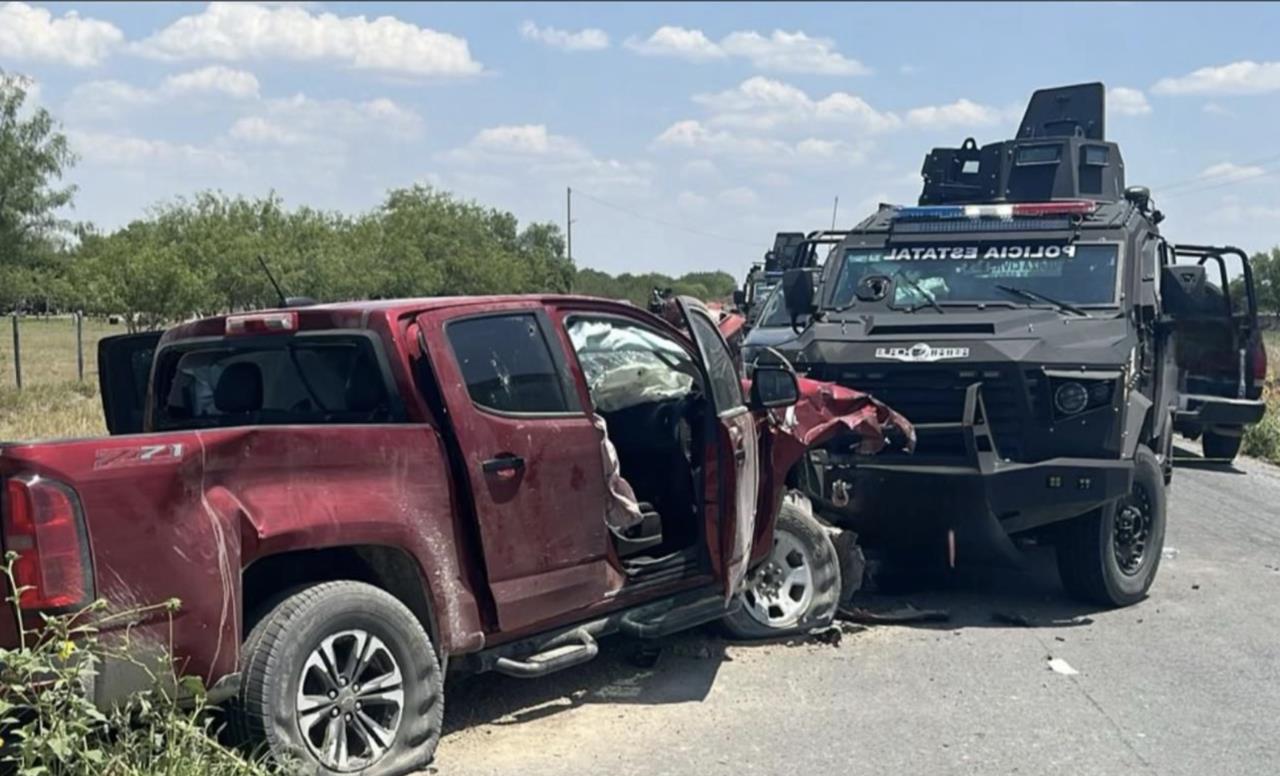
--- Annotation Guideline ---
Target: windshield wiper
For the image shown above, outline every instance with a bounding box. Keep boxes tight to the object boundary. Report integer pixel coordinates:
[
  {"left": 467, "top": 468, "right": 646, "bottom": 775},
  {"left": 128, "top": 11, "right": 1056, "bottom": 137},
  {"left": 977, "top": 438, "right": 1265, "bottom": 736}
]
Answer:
[
  {"left": 995, "top": 284, "right": 1089, "bottom": 317},
  {"left": 894, "top": 271, "right": 944, "bottom": 314}
]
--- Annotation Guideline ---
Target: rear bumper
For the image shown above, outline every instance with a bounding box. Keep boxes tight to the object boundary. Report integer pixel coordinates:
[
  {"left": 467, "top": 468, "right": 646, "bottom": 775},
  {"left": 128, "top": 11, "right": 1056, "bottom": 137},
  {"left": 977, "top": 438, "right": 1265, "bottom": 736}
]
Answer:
[
  {"left": 803, "top": 383, "right": 1133, "bottom": 565},
  {"left": 1175, "top": 393, "right": 1266, "bottom": 430}
]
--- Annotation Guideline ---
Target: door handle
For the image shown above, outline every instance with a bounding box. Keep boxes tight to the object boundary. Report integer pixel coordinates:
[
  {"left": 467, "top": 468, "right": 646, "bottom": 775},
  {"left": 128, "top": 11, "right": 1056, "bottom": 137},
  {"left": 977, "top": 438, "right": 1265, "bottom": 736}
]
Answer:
[{"left": 482, "top": 454, "right": 525, "bottom": 474}]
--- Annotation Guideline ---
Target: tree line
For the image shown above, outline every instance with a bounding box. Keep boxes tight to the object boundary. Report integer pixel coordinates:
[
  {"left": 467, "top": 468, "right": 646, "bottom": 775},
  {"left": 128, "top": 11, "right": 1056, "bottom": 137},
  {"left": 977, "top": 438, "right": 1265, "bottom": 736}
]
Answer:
[{"left": 0, "top": 71, "right": 736, "bottom": 331}]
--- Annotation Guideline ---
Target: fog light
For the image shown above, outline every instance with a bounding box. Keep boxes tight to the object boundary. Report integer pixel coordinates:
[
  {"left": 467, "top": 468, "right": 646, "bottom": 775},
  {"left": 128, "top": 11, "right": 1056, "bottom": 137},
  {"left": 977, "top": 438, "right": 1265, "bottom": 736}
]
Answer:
[{"left": 1054, "top": 381, "right": 1089, "bottom": 415}]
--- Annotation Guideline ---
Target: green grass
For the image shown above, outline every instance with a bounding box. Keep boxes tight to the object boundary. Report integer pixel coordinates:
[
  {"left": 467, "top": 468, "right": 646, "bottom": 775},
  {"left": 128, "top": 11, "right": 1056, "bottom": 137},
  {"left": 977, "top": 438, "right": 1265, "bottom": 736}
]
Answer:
[
  {"left": 1242, "top": 329, "right": 1280, "bottom": 463},
  {"left": 0, "top": 316, "right": 119, "bottom": 441}
]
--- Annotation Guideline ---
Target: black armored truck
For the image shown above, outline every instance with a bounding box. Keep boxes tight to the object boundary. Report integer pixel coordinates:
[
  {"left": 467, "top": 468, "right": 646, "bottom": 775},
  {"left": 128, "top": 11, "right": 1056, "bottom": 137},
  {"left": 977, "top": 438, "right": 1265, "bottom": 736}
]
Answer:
[{"left": 769, "top": 83, "right": 1268, "bottom": 606}]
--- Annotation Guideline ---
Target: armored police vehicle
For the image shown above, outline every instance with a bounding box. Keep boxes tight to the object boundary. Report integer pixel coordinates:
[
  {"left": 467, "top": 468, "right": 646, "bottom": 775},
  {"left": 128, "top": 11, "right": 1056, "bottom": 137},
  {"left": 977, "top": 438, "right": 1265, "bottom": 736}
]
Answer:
[{"left": 768, "top": 83, "right": 1268, "bottom": 606}]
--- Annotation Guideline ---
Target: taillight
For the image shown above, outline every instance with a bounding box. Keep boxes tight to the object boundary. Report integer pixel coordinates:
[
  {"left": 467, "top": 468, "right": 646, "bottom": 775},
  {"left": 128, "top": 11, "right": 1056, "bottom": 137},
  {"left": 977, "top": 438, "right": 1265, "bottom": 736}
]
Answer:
[{"left": 2, "top": 477, "right": 93, "bottom": 611}]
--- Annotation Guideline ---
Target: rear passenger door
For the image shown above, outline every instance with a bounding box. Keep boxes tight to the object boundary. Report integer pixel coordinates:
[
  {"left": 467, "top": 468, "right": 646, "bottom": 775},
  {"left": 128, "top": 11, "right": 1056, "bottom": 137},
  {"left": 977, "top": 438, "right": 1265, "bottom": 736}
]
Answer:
[
  {"left": 419, "top": 304, "right": 616, "bottom": 633},
  {"left": 675, "top": 298, "right": 760, "bottom": 597}
]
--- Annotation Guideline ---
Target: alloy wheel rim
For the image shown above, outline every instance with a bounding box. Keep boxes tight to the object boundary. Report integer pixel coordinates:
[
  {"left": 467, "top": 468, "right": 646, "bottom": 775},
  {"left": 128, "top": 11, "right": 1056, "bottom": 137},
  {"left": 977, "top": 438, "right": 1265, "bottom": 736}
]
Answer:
[
  {"left": 295, "top": 629, "right": 405, "bottom": 772},
  {"left": 741, "top": 529, "right": 815, "bottom": 628}
]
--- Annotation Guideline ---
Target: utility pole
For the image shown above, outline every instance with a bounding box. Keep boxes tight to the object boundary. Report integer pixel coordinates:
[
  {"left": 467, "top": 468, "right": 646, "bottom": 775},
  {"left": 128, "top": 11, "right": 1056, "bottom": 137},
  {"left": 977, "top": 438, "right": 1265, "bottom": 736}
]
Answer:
[
  {"left": 831, "top": 195, "right": 840, "bottom": 230},
  {"left": 566, "top": 186, "right": 573, "bottom": 264}
]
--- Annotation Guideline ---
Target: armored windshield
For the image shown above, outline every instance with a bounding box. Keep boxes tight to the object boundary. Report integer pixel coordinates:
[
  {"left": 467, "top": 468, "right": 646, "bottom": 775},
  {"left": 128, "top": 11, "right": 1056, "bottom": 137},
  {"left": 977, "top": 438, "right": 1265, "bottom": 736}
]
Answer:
[{"left": 829, "top": 243, "right": 1119, "bottom": 309}]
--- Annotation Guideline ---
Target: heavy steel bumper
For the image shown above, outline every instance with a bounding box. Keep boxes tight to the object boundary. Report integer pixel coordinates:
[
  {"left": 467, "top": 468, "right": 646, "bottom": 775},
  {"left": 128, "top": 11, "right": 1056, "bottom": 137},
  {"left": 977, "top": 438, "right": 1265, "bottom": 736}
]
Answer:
[
  {"left": 803, "top": 383, "right": 1134, "bottom": 565},
  {"left": 1175, "top": 393, "right": 1267, "bottom": 430}
]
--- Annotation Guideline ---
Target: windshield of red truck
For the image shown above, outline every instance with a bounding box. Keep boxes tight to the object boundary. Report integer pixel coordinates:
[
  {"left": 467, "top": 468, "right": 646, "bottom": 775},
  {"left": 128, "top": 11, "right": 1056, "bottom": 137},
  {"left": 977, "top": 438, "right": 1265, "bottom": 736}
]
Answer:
[
  {"left": 151, "top": 335, "right": 397, "bottom": 430},
  {"left": 829, "top": 243, "right": 1119, "bottom": 309}
]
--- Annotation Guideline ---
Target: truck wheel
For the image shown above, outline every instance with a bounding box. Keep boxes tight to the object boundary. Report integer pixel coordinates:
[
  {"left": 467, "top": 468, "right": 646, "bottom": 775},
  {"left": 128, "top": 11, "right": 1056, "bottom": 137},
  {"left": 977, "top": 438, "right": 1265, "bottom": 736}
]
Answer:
[
  {"left": 1202, "top": 430, "right": 1243, "bottom": 461},
  {"left": 1056, "top": 445, "right": 1166, "bottom": 607},
  {"left": 233, "top": 581, "right": 444, "bottom": 775},
  {"left": 723, "top": 494, "right": 841, "bottom": 639}
]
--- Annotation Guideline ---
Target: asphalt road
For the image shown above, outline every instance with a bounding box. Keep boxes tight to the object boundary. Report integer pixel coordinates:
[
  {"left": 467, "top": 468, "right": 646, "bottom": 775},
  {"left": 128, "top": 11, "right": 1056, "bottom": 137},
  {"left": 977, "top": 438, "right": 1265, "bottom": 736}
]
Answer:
[{"left": 435, "top": 445, "right": 1280, "bottom": 776}]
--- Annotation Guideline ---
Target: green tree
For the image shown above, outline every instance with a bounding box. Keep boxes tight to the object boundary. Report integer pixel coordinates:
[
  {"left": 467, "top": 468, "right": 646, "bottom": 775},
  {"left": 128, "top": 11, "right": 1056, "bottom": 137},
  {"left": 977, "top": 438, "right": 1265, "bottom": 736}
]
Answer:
[
  {"left": 0, "top": 70, "right": 76, "bottom": 312},
  {"left": 1249, "top": 247, "right": 1280, "bottom": 315}
]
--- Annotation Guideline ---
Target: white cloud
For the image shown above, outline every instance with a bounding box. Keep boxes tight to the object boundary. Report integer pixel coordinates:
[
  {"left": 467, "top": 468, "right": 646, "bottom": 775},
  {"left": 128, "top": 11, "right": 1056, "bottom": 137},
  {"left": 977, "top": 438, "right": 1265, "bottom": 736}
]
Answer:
[
  {"left": 134, "top": 2, "right": 483, "bottom": 77},
  {"left": 0, "top": 2, "right": 123, "bottom": 67},
  {"left": 229, "top": 116, "right": 303, "bottom": 145},
  {"left": 68, "top": 128, "right": 239, "bottom": 169},
  {"left": 693, "top": 77, "right": 899, "bottom": 133},
  {"left": 654, "top": 119, "right": 867, "bottom": 164},
  {"left": 905, "top": 98, "right": 1010, "bottom": 128},
  {"left": 720, "top": 30, "right": 868, "bottom": 76},
  {"left": 680, "top": 159, "right": 719, "bottom": 180},
  {"left": 245, "top": 94, "right": 424, "bottom": 143},
  {"left": 626, "top": 25, "right": 723, "bottom": 61},
  {"left": 718, "top": 186, "right": 758, "bottom": 207},
  {"left": 163, "top": 66, "right": 261, "bottom": 99},
  {"left": 627, "top": 26, "right": 867, "bottom": 75},
  {"left": 519, "top": 21, "right": 608, "bottom": 51},
  {"left": 66, "top": 67, "right": 262, "bottom": 119},
  {"left": 1153, "top": 61, "right": 1280, "bottom": 96},
  {"left": 675, "top": 191, "right": 708, "bottom": 209},
  {"left": 446, "top": 124, "right": 652, "bottom": 190},
  {"left": 1199, "top": 162, "right": 1265, "bottom": 184},
  {"left": 463, "top": 124, "right": 589, "bottom": 158},
  {"left": 1107, "top": 87, "right": 1151, "bottom": 116},
  {"left": 1202, "top": 102, "right": 1233, "bottom": 116}
]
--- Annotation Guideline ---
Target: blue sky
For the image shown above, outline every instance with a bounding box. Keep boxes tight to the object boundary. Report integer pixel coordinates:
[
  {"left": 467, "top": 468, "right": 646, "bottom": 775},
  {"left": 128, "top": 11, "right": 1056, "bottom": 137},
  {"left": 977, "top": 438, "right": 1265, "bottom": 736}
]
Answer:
[{"left": 4, "top": 1, "right": 1280, "bottom": 278}]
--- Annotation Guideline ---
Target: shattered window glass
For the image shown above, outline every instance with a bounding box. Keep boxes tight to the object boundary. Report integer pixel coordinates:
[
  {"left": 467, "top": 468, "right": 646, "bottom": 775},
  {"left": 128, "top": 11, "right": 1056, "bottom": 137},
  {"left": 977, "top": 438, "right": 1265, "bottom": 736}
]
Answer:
[
  {"left": 568, "top": 317, "right": 696, "bottom": 413},
  {"left": 447, "top": 314, "right": 569, "bottom": 414}
]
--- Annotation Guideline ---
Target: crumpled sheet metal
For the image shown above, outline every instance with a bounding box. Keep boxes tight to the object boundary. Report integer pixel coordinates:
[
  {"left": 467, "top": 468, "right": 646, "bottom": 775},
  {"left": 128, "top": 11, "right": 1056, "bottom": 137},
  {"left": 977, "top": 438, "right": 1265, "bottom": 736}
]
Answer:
[{"left": 768, "top": 376, "right": 916, "bottom": 457}]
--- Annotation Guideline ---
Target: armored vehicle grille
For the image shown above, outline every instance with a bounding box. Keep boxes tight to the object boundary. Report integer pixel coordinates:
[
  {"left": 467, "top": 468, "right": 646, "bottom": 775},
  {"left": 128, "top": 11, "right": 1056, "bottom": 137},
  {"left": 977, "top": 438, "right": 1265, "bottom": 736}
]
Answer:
[{"left": 807, "top": 364, "right": 1033, "bottom": 461}]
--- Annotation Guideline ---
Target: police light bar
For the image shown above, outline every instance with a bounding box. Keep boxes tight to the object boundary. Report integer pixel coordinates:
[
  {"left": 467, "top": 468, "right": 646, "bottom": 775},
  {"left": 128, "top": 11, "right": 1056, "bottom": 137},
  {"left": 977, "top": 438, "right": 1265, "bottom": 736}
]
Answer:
[
  {"left": 225, "top": 311, "right": 298, "bottom": 335},
  {"left": 893, "top": 201, "right": 1097, "bottom": 220}
]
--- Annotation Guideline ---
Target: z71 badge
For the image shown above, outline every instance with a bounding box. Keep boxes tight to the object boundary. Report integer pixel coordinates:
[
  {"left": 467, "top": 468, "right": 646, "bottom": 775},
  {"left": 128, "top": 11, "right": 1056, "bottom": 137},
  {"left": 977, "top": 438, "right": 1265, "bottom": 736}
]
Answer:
[
  {"left": 875, "top": 343, "right": 970, "bottom": 363},
  {"left": 94, "top": 443, "right": 186, "bottom": 470}
]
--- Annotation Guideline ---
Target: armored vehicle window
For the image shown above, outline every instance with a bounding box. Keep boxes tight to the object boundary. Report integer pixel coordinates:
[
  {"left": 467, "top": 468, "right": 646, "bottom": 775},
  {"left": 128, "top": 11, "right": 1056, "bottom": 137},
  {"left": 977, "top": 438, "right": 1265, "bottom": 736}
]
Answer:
[
  {"left": 830, "top": 243, "right": 1119, "bottom": 310},
  {"left": 447, "top": 314, "right": 569, "bottom": 414}
]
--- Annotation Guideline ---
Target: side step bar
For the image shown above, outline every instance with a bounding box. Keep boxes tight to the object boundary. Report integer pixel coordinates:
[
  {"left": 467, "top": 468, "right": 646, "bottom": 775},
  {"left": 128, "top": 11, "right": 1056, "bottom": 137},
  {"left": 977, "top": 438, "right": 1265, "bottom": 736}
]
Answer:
[
  {"left": 620, "top": 592, "right": 736, "bottom": 640},
  {"left": 494, "top": 628, "right": 599, "bottom": 678},
  {"left": 463, "top": 585, "right": 731, "bottom": 679}
]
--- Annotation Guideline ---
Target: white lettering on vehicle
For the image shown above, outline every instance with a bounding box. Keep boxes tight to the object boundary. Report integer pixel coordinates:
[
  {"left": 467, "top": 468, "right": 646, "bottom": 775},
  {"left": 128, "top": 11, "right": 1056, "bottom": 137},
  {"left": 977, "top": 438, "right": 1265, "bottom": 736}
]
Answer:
[
  {"left": 874, "top": 343, "right": 971, "bottom": 363},
  {"left": 884, "top": 245, "right": 1074, "bottom": 261}
]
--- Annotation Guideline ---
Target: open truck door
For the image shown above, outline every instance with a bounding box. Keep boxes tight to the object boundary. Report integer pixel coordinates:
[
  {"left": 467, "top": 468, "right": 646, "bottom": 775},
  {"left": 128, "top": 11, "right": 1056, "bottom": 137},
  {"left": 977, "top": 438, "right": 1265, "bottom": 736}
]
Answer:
[
  {"left": 674, "top": 296, "right": 761, "bottom": 597},
  {"left": 98, "top": 331, "right": 162, "bottom": 435},
  {"left": 1161, "top": 244, "right": 1267, "bottom": 459}
]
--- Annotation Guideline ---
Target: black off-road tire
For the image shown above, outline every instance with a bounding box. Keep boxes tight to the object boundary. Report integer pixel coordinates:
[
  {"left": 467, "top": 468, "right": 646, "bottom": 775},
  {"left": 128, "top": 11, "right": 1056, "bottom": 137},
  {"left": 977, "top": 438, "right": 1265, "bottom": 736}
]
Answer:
[
  {"left": 1056, "top": 445, "right": 1166, "bottom": 607},
  {"left": 723, "top": 494, "right": 841, "bottom": 639},
  {"left": 1202, "top": 429, "right": 1243, "bottom": 462},
  {"left": 231, "top": 581, "right": 444, "bottom": 775}
]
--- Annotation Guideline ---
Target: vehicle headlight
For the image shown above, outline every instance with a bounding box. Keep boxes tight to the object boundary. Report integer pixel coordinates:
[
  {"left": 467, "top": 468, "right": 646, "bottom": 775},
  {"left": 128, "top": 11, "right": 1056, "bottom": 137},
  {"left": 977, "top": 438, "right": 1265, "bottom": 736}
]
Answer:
[
  {"left": 1053, "top": 381, "right": 1090, "bottom": 415},
  {"left": 1048, "top": 374, "right": 1115, "bottom": 419}
]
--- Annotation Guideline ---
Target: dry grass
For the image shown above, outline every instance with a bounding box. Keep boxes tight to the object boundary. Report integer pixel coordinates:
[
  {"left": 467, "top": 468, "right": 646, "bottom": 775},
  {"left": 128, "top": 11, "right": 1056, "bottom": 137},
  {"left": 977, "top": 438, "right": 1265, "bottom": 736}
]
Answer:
[{"left": 0, "top": 316, "right": 120, "bottom": 441}]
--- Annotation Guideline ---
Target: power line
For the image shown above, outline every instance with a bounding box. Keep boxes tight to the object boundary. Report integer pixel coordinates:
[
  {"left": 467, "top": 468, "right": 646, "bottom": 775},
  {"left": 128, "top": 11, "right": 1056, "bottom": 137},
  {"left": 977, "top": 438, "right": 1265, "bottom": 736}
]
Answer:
[
  {"left": 1160, "top": 164, "right": 1280, "bottom": 200},
  {"left": 571, "top": 189, "right": 760, "bottom": 248}
]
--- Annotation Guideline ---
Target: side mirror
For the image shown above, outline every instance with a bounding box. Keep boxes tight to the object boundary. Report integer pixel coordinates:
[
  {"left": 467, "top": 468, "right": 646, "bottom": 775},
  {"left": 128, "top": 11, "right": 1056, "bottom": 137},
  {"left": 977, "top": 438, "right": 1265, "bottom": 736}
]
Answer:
[
  {"left": 750, "top": 364, "right": 800, "bottom": 409},
  {"left": 781, "top": 268, "right": 816, "bottom": 322},
  {"left": 732, "top": 289, "right": 747, "bottom": 308}
]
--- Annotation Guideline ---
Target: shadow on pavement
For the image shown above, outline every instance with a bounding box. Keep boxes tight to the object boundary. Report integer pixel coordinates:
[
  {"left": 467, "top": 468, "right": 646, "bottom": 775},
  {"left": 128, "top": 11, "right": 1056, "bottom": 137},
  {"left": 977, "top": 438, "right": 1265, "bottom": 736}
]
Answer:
[
  {"left": 1171, "top": 440, "right": 1247, "bottom": 475},
  {"left": 845, "top": 546, "right": 1110, "bottom": 631},
  {"left": 442, "top": 628, "right": 734, "bottom": 735}
]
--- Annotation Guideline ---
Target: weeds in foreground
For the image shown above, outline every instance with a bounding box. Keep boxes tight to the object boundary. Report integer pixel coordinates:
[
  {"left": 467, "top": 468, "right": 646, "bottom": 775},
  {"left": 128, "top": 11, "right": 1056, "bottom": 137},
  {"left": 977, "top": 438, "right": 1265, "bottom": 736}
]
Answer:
[{"left": 0, "top": 553, "right": 274, "bottom": 776}]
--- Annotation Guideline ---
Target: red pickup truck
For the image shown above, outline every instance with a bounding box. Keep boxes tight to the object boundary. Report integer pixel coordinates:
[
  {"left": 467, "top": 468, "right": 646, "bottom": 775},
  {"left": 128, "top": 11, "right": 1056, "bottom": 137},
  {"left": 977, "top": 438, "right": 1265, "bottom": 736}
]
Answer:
[{"left": 0, "top": 294, "right": 906, "bottom": 774}]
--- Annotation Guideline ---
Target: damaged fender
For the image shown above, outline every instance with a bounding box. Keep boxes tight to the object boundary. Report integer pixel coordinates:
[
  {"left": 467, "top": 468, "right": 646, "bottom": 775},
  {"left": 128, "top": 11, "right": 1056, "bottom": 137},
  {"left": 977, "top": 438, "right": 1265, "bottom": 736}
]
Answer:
[{"left": 748, "top": 375, "right": 916, "bottom": 568}]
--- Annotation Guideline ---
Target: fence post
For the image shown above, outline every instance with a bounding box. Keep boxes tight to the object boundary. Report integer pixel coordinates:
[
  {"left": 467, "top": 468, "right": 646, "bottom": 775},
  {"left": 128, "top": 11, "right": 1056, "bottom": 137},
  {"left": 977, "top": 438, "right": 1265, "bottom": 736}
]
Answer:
[
  {"left": 11, "top": 314, "right": 21, "bottom": 390},
  {"left": 76, "top": 312, "right": 85, "bottom": 382}
]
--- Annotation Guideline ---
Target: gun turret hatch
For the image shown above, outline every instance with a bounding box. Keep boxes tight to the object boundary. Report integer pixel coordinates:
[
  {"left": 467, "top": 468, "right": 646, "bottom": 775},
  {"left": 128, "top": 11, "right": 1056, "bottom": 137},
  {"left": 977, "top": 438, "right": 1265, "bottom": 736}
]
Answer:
[{"left": 919, "top": 82, "right": 1124, "bottom": 206}]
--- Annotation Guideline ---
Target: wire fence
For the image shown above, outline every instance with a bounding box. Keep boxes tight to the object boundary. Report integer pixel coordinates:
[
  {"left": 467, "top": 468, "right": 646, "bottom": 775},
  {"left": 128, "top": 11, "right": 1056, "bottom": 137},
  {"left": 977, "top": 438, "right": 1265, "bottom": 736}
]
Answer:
[{"left": 1, "top": 313, "right": 117, "bottom": 391}]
